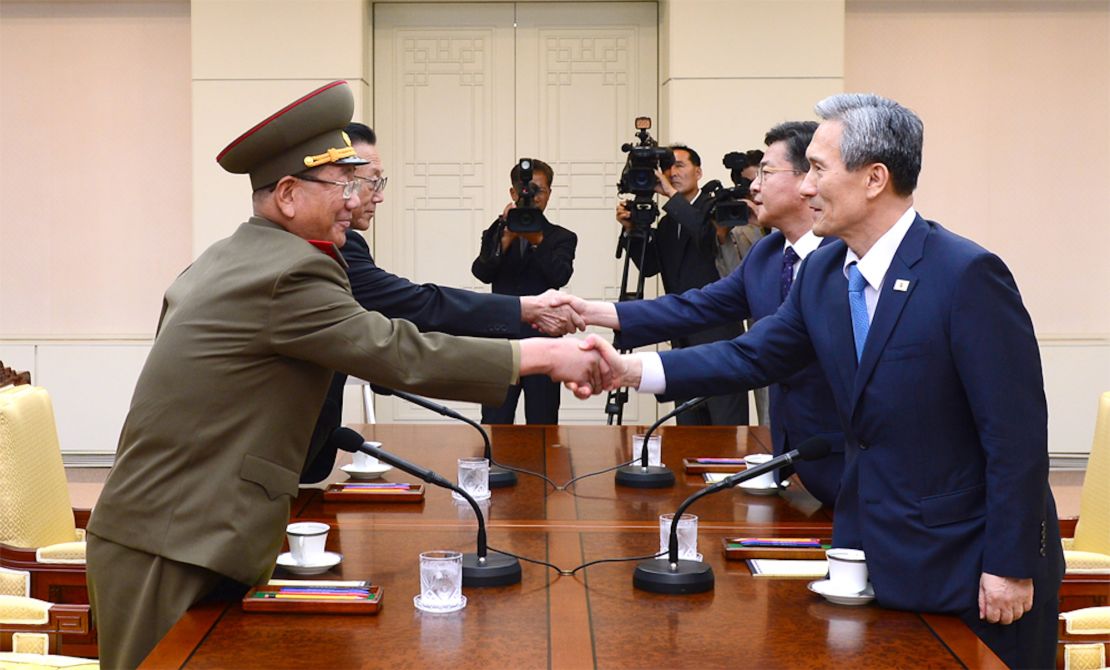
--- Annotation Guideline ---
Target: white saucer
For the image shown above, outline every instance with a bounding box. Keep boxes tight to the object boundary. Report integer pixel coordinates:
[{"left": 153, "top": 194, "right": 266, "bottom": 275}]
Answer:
[
  {"left": 414, "top": 594, "right": 467, "bottom": 613},
  {"left": 275, "top": 551, "right": 342, "bottom": 575},
  {"left": 807, "top": 579, "right": 875, "bottom": 606},
  {"left": 738, "top": 479, "right": 790, "bottom": 496},
  {"left": 341, "top": 463, "right": 393, "bottom": 480}
]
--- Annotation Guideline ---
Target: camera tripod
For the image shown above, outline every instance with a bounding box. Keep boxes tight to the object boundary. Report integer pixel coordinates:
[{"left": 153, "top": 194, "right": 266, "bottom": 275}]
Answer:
[{"left": 604, "top": 205, "right": 658, "bottom": 425}]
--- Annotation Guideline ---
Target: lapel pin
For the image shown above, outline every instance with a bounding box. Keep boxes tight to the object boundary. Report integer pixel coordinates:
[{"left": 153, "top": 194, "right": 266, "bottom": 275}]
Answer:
[{"left": 893, "top": 279, "right": 911, "bottom": 292}]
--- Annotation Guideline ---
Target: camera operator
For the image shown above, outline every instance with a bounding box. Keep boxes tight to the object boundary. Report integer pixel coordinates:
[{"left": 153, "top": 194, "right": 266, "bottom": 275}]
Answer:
[
  {"left": 713, "top": 149, "right": 766, "bottom": 279},
  {"left": 618, "top": 145, "right": 748, "bottom": 426},
  {"left": 472, "top": 159, "right": 578, "bottom": 424}
]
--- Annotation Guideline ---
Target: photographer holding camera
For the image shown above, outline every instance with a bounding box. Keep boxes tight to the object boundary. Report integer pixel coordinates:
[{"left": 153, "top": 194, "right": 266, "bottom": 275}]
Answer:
[
  {"left": 618, "top": 144, "right": 748, "bottom": 426},
  {"left": 712, "top": 149, "right": 766, "bottom": 279},
  {"left": 472, "top": 159, "right": 578, "bottom": 424}
]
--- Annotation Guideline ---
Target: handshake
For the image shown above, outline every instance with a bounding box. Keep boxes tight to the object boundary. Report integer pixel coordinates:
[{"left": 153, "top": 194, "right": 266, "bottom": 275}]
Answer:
[{"left": 517, "top": 290, "right": 641, "bottom": 399}]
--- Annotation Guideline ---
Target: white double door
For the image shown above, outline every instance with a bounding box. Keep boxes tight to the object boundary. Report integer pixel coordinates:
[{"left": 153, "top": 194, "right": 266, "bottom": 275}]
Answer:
[{"left": 372, "top": 2, "right": 661, "bottom": 425}]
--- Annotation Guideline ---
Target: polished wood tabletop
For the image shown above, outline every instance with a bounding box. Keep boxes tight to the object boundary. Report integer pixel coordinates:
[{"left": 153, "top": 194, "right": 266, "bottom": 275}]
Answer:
[{"left": 143, "top": 424, "right": 1004, "bottom": 669}]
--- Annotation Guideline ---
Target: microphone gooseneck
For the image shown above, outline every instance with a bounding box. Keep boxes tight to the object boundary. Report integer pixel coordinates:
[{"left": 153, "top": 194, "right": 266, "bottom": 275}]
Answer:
[
  {"left": 333, "top": 427, "right": 521, "bottom": 586},
  {"left": 635, "top": 437, "right": 833, "bottom": 595},
  {"left": 614, "top": 396, "right": 708, "bottom": 489}
]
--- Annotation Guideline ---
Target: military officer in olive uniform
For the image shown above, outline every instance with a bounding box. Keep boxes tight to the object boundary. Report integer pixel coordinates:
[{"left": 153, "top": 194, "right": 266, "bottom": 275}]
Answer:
[{"left": 86, "top": 81, "right": 607, "bottom": 669}]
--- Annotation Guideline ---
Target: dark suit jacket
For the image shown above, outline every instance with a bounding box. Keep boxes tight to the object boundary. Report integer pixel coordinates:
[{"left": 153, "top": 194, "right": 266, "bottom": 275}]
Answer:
[
  {"left": 624, "top": 194, "right": 742, "bottom": 348},
  {"left": 615, "top": 231, "right": 844, "bottom": 506},
  {"left": 301, "top": 230, "right": 522, "bottom": 482},
  {"left": 657, "top": 215, "right": 1064, "bottom": 615}
]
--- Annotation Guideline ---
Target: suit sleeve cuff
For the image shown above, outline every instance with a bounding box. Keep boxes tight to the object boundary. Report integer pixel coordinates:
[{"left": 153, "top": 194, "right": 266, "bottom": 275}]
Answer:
[{"left": 636, "top": 352, "right": 666, "bottom": 394}]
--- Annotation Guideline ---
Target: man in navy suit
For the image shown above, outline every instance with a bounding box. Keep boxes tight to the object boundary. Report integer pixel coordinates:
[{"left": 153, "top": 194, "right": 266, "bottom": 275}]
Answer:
[
  {"left": 552, "top": 121, "right": 844, "bottom": 507},
  {"left": 301, "top": 125, "right": 583, "bottom": 481},
  {"left": 588, "top": 94, "right": 1064, "bottom": 669}
]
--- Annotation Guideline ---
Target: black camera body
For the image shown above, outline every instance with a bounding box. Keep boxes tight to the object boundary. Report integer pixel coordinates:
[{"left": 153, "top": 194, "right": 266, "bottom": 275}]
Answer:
[
  {"left": 617, "top": 118, "right": 672, "bottom": 229},
  {"left": 505, "top": 158, "right": 547, "bottom": 233},
  {"left": 703, "top": 152, "right": 754, "bottom": 229}
]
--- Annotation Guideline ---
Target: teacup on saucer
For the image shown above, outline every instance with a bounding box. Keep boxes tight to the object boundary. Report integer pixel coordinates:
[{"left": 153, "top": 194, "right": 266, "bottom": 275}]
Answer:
[
  {"left": 807, "top": 579, "right": 875, "bottom": 606},
  {"left": 340, "top": 462, "right": 393, "bottom": 480},
  {"left": 738, "top": 479, "right": 789, "bottom": 496},
  {"left": 275, "top": 551, "right": 343, "bottom": 576}
]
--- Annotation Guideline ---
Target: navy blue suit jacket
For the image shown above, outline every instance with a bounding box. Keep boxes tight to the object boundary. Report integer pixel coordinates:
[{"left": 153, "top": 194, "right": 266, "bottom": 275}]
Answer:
[
  {"left": 301, "top": 230, "right": 521, "bottom": 482},
  {"left": 616, "top": 231, "right": 844, "bottom": 506},
  {"left": 658, "top": 215, "right": 1064, "bottom": 615}
]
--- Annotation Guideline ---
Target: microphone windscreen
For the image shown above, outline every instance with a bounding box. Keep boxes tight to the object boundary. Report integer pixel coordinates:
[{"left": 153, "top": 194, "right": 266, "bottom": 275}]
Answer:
[
  {"left": 368, "top": 384, "right": 395, "bottom": 397},
  {"left": 795, "top": 436, "right": 832, "bottom": 462},
  {"left": 332, "top": 426, "right": 368, "bottom": 454}
]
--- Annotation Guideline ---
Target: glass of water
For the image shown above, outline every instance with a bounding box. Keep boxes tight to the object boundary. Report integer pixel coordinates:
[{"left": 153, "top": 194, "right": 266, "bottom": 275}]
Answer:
[
  {"left": 659, "top": 513, "right": 701, "bottom": 561},
  {"left": 414, "top": 550, "right": 466, "bottom": 613},
  {"left": 632, "top": 434, "right": 662, "bottom": 467},
  {"left": 452, "top": 457, "right": 491, "bottom": 501}
]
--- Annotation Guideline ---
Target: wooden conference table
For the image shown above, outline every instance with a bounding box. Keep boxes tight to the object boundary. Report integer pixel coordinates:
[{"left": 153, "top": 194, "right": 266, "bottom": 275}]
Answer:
[{"left": 144, "top": 425, "right": 1005, "bottom": 669}]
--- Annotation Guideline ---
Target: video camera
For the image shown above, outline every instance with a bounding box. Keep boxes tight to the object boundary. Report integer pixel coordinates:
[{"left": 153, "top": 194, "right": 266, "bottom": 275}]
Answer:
[
  {"left": 505, "top": 158, "right": 547, "bottom": 233},
  {"left": 617, "top": 117, "right": 673, "bottom": 229},
  {"left": 702, "top": 151, "right": 754, "bottom": 229}
]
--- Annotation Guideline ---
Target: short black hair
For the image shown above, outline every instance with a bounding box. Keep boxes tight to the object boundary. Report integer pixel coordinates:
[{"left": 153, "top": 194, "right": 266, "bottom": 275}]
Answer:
[
  {"left": 344, "top": 122, "right": 377, "bottom": 146},
  {"left": 763, "top": 121, "right": 819, "bottom": 172},
  {"left": 510, "top": 159, "right": 555, "bottom": 189},
  {"left": 669, "top": 144, "right": 701, "bottom": 167}
]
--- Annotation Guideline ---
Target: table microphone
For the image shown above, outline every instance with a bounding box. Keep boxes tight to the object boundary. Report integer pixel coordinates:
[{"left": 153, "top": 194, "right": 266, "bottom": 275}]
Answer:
[
  {"left": 633, "top": 436, "right": 832, "bottom": 594},
  {"left": 615, "top": 396, "right": 707, "bottom": 488},
  {"left": 370, "top": 384, "right": 516, "bottom": 488},
  {"left": 333, "top": 427, "right": 522, "bottom": 587}
]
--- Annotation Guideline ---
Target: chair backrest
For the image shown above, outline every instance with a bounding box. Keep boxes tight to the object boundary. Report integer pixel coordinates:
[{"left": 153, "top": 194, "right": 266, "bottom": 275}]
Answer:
[
  {"left": 1074, "top": 392, "right": 1110, "bottom": 556},
  {"left": 0, "top": 386, "right": 77, "bottom": 549}
]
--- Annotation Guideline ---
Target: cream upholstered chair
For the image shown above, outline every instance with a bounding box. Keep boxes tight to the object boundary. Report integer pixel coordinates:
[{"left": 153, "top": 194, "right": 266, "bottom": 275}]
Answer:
[
  {"left": 0, "top": 567, "right": 96, "bottom": 667},
  {"left": 1063, "top": 392, "right": 1110, "bottom": 574},
  {"left": 1058, "top": 606, "right": 1110, "bottom": 670},
  {"left": 0, "top": 385, "right": 86, "bottom": 566}
]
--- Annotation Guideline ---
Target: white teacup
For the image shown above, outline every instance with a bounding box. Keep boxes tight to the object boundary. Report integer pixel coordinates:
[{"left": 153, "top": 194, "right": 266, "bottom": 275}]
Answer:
[
  {"left": 287, "top": 521, "right": 329, "bottom": 565},
  {"left": 742, "top": 453, "right": 777, "bottom": 488},
  {"left": 352, "top": 442, "right": 382, "bottom": 469},
  {"left": 826, "top": 548, "right": 868, "bottom": 594}
]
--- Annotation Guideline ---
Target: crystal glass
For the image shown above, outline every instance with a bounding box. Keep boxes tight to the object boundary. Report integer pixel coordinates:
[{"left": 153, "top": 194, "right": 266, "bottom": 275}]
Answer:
[
  {"left": 631, "top": 434, "right": 662, "bottom": 467},
  {"left": 452, "top": 457, "right": 491, "bottom": 501},
  {"left": 659, "top": 513, "right": 701, "bottom": 561},
  {"left": 414, "top": 550, "right": 466, "bottom": 613}
]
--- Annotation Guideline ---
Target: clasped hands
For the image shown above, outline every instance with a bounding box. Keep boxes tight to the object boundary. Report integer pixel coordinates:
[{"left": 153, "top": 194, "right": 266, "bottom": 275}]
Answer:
[{"left": 520, "top": 334, "right": 632, "bottom": 400}]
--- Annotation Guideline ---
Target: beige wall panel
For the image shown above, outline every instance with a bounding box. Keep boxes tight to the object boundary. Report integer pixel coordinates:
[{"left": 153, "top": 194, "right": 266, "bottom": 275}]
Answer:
[
  {"left": 191, "top": 0, "right": 368, "bottom": 81},
  {"left": 191, "top": 78, "right": 369, "bottom": 255},
  {"left": 0, "top": 1, "right": 191, "bottom": 337},
  {"left": 661, "top": 77, "right": 842, "bottom": 187},
  {"left": 846, "top": 3, "right": 1110, "bottom": 334},
  {"left": 661, "top": 0, "right": 844, "bottom": 81}
]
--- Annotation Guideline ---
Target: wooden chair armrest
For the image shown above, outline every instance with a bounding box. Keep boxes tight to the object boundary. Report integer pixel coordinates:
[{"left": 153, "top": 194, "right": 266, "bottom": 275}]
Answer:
[{"left": 1059, "top": 517, "right": 1079, "bottom": 538}]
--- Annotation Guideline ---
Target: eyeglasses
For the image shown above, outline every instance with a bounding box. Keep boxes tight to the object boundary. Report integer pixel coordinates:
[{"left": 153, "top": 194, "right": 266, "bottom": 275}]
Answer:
[
  {"left": 755, "top": 165, "right": 805, "bottom": 184},
  {"left": 293, "top": 174, "right": 362, "bottom": 199},
  {"left": 356, "top": 175, "right": 388, "bottom": 194}
]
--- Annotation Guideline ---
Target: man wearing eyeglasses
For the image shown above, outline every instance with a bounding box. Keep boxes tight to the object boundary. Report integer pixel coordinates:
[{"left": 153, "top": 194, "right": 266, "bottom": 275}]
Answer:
[
  {"left": 85, "top": 81, "right": 612, "bottom": 669},
  {"left": 471, "top": 159, "right": 578, "bottom": 424},
  {"left": 617, "top": 144, "right": 749, "bottom": 426},
  {"left": 301, "top": 126, "right": 584, "bottom": 480},
  {"left": 549, "top": 122, "right": 845, "bottom": 506}
]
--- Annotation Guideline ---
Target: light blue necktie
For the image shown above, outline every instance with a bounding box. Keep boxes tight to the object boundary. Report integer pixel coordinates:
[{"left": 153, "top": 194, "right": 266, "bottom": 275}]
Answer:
[{"left": 847, "top": 262, "right": 869, "bottom": 362}]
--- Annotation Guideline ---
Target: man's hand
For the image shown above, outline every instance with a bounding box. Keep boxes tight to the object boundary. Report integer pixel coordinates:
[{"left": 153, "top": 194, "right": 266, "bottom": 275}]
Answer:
[
  {"left": 521, "top": 290, "right": 586, "bottom": 336},
  {"left": 519, "top": 337, "right": 612, "bottom": 399},
  {"left": 563, "top": 335, "right": 641, "bottom": 395},
  {"left": 521, "top": 231, "right": 544, "bottom": 246},
  {"left": 616, "top": 200, "right": 634, "bottom": 232},
  {"left": 543, "top": 290, "right": 620, "bottom": 330},
  {"left": 653, "top": 167, "right": 678, "bottom": 198},
  {"left": 978, "top": 573, "right": 1034, "bottom": 625}
]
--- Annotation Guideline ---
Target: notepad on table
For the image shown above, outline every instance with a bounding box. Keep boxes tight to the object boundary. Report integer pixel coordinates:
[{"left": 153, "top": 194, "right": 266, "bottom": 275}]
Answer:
[{"left": 746, "top": 559, "right": 828, "bottom": 579}]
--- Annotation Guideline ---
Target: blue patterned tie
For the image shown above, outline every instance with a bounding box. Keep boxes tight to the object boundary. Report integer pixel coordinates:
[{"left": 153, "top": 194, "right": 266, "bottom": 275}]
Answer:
[
  {"left": 847, "top": 262, "right": 869, "bottom": 362},
  {"left": 780, "top": 246, "right": 799, "bottom": 301}
]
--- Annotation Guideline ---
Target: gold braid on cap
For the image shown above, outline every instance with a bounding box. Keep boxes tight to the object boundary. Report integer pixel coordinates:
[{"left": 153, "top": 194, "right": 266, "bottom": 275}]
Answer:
[{"left": 303, "top": 145, "right": 357, "bottom": 168}]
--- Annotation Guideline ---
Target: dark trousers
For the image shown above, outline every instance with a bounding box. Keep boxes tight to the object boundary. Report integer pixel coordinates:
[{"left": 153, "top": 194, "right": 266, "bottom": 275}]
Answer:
[
  {"left": 958, "top": 591, "right": 1059, "bottom": 670},
  {"left": 674, "top": 392, "right": 749, "bottom": 426},
  {"left": 481, "top": 373, "right": 561, "bottom": 424}
]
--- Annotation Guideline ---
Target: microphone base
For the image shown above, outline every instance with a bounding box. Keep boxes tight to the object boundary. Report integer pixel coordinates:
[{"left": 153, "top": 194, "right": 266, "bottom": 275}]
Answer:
[
  {"left": 633, "top": 558, "right": 714, "bottom": 594},
  {"left": 488, "top": 465, "right": 517, "bottom": 488},
  {"left": 615, "top": 465, "right": 675, "bottom": 488},
  {"left": 462, "top": 552, "right": 522, "bottom": 587}
]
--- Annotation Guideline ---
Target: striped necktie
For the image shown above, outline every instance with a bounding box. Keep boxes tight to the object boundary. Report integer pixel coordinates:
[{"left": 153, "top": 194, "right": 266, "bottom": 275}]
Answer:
[{"left": 781, "top": 246, "right": 800, "bottom": 301}]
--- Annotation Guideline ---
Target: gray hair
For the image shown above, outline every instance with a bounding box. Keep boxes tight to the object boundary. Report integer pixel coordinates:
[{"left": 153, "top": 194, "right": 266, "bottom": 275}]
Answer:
[{"left": 813, "top": 93, "right": 923, "bottom": 196}]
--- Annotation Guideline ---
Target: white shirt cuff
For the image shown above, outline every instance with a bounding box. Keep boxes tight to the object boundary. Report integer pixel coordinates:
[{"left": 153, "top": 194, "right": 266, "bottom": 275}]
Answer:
[{"left": 635, "top": 352, "right": 667, "bottom": 394}]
